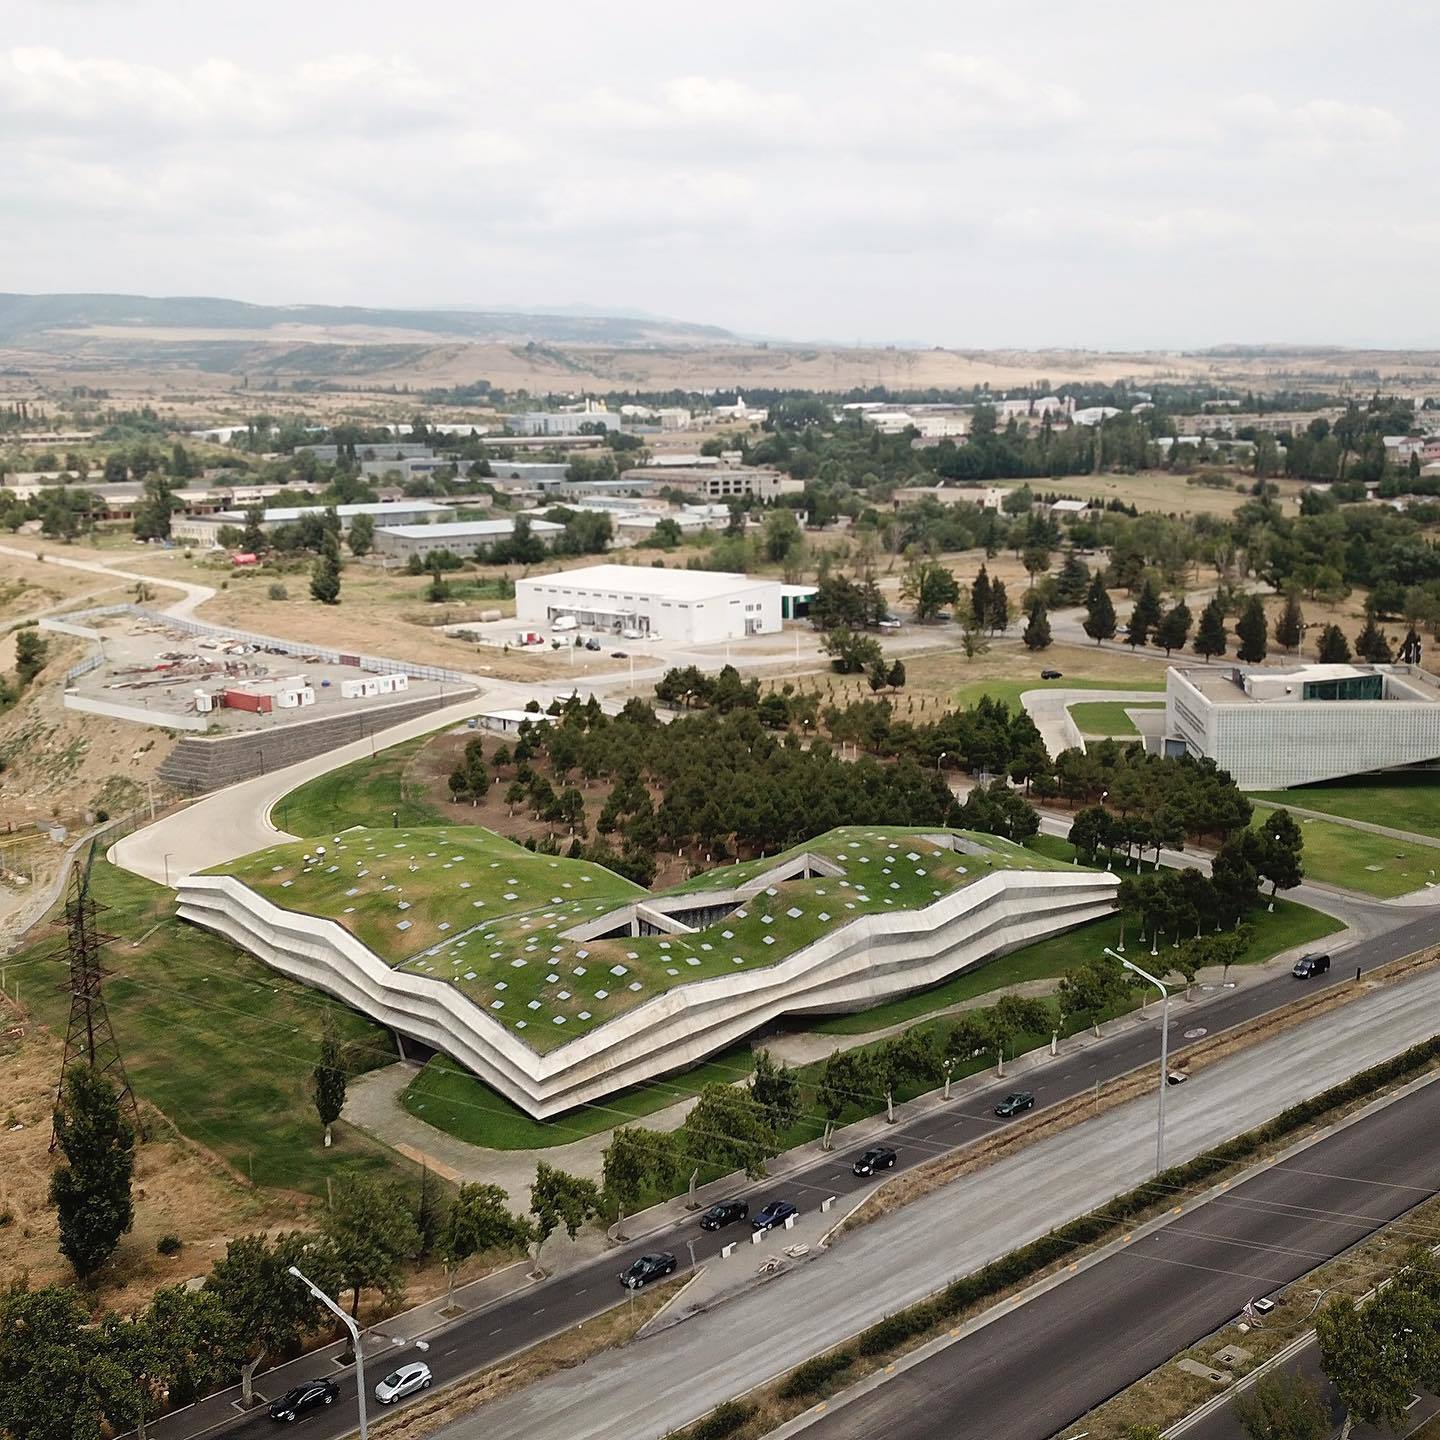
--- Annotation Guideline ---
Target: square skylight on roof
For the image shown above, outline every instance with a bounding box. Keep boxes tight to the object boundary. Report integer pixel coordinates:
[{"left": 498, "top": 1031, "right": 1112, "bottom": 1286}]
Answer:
[
  {"left": 611, "top": 965, "right": 628, "bottom": 976},
  {"left": 890, "top": 882, "right": 900, "bottom": 890},
  {"left": 579, "top": 1011, "right": 591, "bottom": 1021},
  {"left": 515, "top": 1019, "right": 526, "bottom": 1029},
  {"left": 473, "top": 900, "right": 485, "bottom": 907},
  {"left": 786, "top": 907, "right": 803, "bottom": 918},
  {"left": 491, "top": 1000, "right": 504, "bottom": 1009},
  {"left": 553, "top": 1015, "right": 566, "bottom": 1024},
  {"left": 546, "top": 973, "right": 559, "bottom": 983},
  {"left": 763, "top": 935, "right": 775, "bottom": 945},
  {"left": 503, "top": 892, "right": 518, "bottom": 901},
  {"left": 700, "top": 943, "right": 712, "bottom": 951},
  {"left": 722, "top": 930, "right": 734, "bottom": 939},
  {"left": 463, "top": 970, "right": 477, "bottom": 980},
  {"left": 573, "top": 965, "right": 586, "bottom": 976},
  {"left": 625, "top": 952, "right": 638, "bottom": 960},
  {"left": 761, "top": 915, "right": 773, "bottom": 925},
  {"left": 628, "top": 981, "right": 642, "bottom": 991},
  {"left": 557, "top": 990, "right": 570, "bottom": 1000},
  {"left": 495, "top": 981, "right": 507, "bottom": 991},
  {"left": 527, "top": 1000, "right": 541, "bottom": 1010},
  {"left": 511, "top": 958, "right": 526, "bottom": 968},
  {"left": 765, "top": 887, "right": 778, "bottom": 896},
  {"left": 666, "top": 967, "right": 679, "bottom": 976},
  {"left": 396, "top": 919, "right": 411, "bottom": 930},
  {"left": 906, "top": 852, "right": 920, "bottom": 861},
  {"left": 595, "top": 988, "right": 608, "bottom": 999},
  {"left": 460, "top": 881, "right": 471, "bottom": 889},
  {"left": 686, "top": 956, "right": 700, "bottom": 966},
  {"left": 818, "top": 912, "right": 830, "bottom": 921},
  {"left": 732, "top": 957, "right": 744, "bottom": 965}
]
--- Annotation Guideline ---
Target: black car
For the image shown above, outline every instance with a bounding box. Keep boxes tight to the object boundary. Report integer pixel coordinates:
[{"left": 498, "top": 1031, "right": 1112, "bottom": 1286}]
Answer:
[
  {"left": 612, "top": 651, "right": 629, "bottom": 659},
  {"left": 1040, "top": 668, "right": 1063, "bottom": 680},
  {"left": 269, "top": 1380, "right": 339, "bottom": 1422},
  {"left": 1292, "top": 952, "right": 1331, "bottom": 979},
  {"left": 699, "top": 1199, "right": 749, "bottom": 1231},
  {"left": 993, "top": 1091, "right": 1035, "bottom": 1118},
  {"left": 751, "top": 1200, "right": 799, "bottom": 1232},
  {"left": 620, "top": 1252, "right": 677, "bottom": 1289},
  {"left": 852, "top": 1146, "right": 897, "bottom": 1177}
]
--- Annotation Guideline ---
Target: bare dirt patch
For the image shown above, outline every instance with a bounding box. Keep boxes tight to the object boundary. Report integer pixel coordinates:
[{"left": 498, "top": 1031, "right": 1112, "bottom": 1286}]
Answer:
[{"left": 0, "top": 1011, "right": 292, "bottom": 1312}]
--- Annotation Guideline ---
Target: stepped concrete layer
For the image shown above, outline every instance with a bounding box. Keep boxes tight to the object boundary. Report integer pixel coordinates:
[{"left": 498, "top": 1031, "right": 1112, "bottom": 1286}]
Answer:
[
  {"left": 176, "top": 854, "right": 1117, "bottom": 1117},
  {"left": 156, "top": 690, "right": 473, "bottom": 793}
]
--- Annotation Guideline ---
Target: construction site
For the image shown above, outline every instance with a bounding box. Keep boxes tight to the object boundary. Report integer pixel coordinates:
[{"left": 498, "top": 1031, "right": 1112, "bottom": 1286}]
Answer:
[{"left": 58, "top": 612, "right": 460, "bottom": 735}]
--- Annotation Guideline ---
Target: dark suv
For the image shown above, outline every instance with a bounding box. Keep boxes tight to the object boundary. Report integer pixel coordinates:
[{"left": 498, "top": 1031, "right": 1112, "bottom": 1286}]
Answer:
[
  {"left": 699, "top": 1199, "right": 749, "bottom": 1231},
  {"left": 1292, "top": 952, "right": 1331, "bottom": 979},
  {"left": 751, "top": 1200, "right": 798, "bottom": 1232},
  {"left": 994, "top": 1091, "right": 1035, "bottom": 1118},
  {"left": 269, "top": 1380, "right": 339, "bottom": 1422},
  {"left": 852, "top": 1146, "right": 897, "bottom": 1177},
  {"left": 620, "top": 1252, "right": 677, "bottom": 1289}
]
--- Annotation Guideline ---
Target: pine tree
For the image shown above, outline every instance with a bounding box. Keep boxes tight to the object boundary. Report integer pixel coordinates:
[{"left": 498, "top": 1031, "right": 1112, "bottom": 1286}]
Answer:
[
  {"left": 310, "top": 1017, "right": 347, "bottom": 1148},
  {"left": 1355, "top": 616, "right": 1394, "bottom": 663},
  {"left": 1273, "top": 593, "right": 1304, "bottom": 653},
  {"left": 1316, "top": 624, "right": 1352, "bottom": 663},
  {"left": 1055, "top": 550, "right": 1090, "bottom": 606},
  {"left": 310, "top": 531, "right": 342, "bottom": 605},
  {"left": 971, "top": 566, "right": 991, "bottom": 627},
  {"left": 987, "top": 579, "right": 1010, "bottom": 633},
  {"left": 1082, "top": 574, "right": 1117, "bottom": 644},
  {"left": 50, "top": 1065, "right": 136, "bottom": 1279},
  {"left": 1023, "top": 601, "right": 1052, "bottom": 651},
  {"left": 1236, "top": 595, "right": 1269, "bottom": 663},
  {"left": 1194, "top": 597, "right": 1228, "bottom": 659},
  {"left": 1128, "top": 580, "right": 1163, "bottom": 647},
  {"left": 1156, "top": 601, "right": 1192, "bottom": 656}
]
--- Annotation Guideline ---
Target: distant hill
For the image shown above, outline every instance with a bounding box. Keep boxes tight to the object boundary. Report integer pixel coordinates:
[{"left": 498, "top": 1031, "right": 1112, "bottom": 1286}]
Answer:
[{"left": 0, "top": 292, "right": 736, "bottom": 347}]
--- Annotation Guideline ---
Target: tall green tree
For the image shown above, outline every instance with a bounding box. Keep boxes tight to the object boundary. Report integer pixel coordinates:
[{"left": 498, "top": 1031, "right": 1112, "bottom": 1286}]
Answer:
[
  {"left": 310, "top": 535, "right": 341, "bottom": 605},
  {"left": 900, "top": 559, "right": 960, "bottom": 622},
  {"left": 310, "top": 1016, "right": 347, "bottom": 1148},
  {"left": 1082, "top": 574, "right": 1117, "bottom": 644},
  {"left": 50, "top": 1065, "right": 136, "bottom": 1280},
  {"left": 1273, "top": 593, "right": 1304, "bottom": 654},
  {"left": 1155, "top": 600, "right": 1192, "bottom": 656},
  {"left": 683, "top": 1083, "right": 779, "bottom": 1181},
  {"left": 1128, "top": 580, "right": 1163, "bottom": 648},
  {"left": 749, "top": 1049, "right": 802, "bottom": 1133},
  {"left": 437, "top": 1185, "right": 533, "bottom": 1308},
  {"left": 323, "top": 1176, "right": 420, "bottom": 1317},
  {"left": 347, "top": 511, "right": 375, "bottom": 558},
  {"left": 240, "top": 506, "right": 266, "bottom": 554},
  {"left": 205, "top": 1232, "right": 338, "bottom": 1408},
  {"left": 529, "top": 1163, "right": 603, "bottom": 1273},
  {"left": 1022, "top": 600, "right": 1052, "bottom": 650},
  {"left": 600, "top": 1127, "right": 683, "bottom": 1224},
  {"left": 1316, "top": 623, "right": 1352, "bottom": 663},
  {"left": 1193, "top": 597, "right": 1228, "bottom": 659},
  {"left": 0, "top": 1283, "right": 106, "bottom": 1440},
  {"left": 1056, "top": 955, "right": 1130, "bottom": 1038},
  {"left": 1054, "top": 550, "right": 1091, "bottom": 606},
  {"left": 987, "top": 578, "right": 1010, "bottom": 634},
  {"left": 14, "top": 628, "right": 48, "bottom": 686},
  {"left": 1355, "top": 615, "right": 1394, "bottom": 663},
  {"left": 971, "top": 566, "right": 992, "bottom": 627},
  {"left": 986, "top": 995, "right": 1053, "bottom": 1076},
  {"left": 1236, "top": 595, "right": 1269, "bottom": 663}
]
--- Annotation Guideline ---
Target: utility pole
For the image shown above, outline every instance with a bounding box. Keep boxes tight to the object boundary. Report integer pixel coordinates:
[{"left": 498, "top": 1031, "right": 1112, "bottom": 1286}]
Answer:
[{"left": 52, "top": 842, "right": 141, "bottom": 1149}]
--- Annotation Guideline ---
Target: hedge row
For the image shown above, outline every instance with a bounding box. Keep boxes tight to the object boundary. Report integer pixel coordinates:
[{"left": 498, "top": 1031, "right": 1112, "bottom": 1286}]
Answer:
[
  {"left": 686, "top": 1401, "right": 756, "bottom": 1440},
  {"left": 669, "top": 1031, "right": 1440, "bottom": 1440}
]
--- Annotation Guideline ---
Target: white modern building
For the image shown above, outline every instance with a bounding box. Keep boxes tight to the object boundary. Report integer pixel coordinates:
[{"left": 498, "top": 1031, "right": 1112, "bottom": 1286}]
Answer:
[
  {"left": 1164, "top": 663, "right": 1440, "bottom": 788},
  {"left": 516, "top": 564, "right": 782, "bottom": 644},
  {"left": 374, "top": 517, "right": 564, "bottom": 562},
  {"left": 508, "top": 408, "right": 621, "bottom": 436}
]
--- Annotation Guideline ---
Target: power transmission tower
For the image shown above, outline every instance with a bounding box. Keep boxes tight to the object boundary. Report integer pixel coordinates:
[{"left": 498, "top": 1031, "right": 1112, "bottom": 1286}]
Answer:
[{"left": 51, "top": 843, "right": 142, "bottom": 1150}]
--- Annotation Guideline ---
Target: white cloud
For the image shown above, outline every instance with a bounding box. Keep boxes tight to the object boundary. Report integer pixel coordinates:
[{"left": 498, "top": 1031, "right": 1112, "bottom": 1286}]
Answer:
[{"left": 1220, "top": 93, "right": 1405, "bottom": 144}]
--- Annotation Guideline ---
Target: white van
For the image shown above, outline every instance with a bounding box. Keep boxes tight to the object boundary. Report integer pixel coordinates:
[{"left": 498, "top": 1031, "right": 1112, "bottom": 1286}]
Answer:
[{"left": 552, "top": 615, "right": 578, "bottom": 631}]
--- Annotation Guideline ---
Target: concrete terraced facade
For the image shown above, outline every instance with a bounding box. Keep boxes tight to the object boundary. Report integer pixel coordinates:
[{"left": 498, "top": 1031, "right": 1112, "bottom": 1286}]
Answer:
[{"left": 178, "top": 841, "right": 1117, "bottom": 1117}]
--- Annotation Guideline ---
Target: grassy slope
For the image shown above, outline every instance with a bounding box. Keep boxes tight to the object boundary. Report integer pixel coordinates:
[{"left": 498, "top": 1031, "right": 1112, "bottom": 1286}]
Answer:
[
  {"left": 1068, "top": 700, "right": 1165, "bottom": 737},
  {"left": 272, "top": 733, "right": 448, "bottom": 837},
  {"left": 1252, "top": 805, "right": 1436, "bottom": 898},
  {"left": 14, "top": 861, "right": 404, "bottom": 1195},
  {"left": 1251, "top": 773, "right": 1440, "bottom": 842}
]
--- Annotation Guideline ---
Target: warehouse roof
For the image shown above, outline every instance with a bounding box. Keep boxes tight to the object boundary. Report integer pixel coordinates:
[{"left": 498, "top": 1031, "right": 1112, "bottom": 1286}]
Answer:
[
  {"left": 378, "top": 519, "right": 564, "bottom": 539},
  {"left": 518, "top": 563, "right": 778, "bottom": 601}
]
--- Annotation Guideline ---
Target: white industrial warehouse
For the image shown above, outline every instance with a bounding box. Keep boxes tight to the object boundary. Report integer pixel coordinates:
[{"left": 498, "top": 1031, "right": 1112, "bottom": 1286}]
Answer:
[
  {"left": 374, "top": 517, "right": 563, "bottom": 562},
  {"left": 515, "top": 564, "right": 782, "bottom": 644}
]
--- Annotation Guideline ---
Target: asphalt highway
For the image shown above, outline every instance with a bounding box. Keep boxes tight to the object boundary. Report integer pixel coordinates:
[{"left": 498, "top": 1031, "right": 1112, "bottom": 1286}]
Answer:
[
  {"left": 141, "top": 905, "right": 1440, "bottom": 1440},
  {"left": 797, "top": 1074, "right": 1440, "bottom": 1440}
]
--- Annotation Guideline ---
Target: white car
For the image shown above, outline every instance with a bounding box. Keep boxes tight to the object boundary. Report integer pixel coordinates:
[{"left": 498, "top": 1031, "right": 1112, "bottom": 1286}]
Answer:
[{"left": 375, "top": 1362, "right": 431, "bottom": 1405}]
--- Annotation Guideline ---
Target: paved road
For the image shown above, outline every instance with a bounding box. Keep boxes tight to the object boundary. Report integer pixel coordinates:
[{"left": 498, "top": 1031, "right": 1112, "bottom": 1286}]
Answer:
[
  {"left": 797, "top": 1075, "right": 1440, "bottom": 1440},
  {"left": 1019, "top": 685, "right": 1164, "bottom": 757},
  {"left": 141, "top": 909, "right": 1440, "bottom": 1440}
]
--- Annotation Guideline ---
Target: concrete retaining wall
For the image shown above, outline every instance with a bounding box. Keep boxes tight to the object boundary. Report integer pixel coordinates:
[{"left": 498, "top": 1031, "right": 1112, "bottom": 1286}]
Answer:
[
  {"left": 156, "top": 689, "right": 474, "bottom": 793},
  {"left": 177, "top": 865, "right": 1119, "bottom": 1118}
]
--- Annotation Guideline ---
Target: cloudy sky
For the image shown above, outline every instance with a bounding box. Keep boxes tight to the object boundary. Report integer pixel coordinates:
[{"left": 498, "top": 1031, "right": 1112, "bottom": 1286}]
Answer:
[{"left": 4, "top": 0, "right": 1437, "bottom": 348}]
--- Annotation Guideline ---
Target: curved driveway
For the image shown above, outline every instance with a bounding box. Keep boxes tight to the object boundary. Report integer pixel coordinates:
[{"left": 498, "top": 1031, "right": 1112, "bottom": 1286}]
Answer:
[{"left": 1021, "top": 685, "right": 1164, "bottom": 756}]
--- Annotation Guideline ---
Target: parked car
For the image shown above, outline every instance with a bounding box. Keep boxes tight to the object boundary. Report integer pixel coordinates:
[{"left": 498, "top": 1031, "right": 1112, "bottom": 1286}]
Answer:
[
  {"left": 1292, "top": 952, "right": 1331, "bottom": 979},
  {"left": 1040, "top": 668, "right": 1063, "bottom": 680},
  {"left": 619, "top": 1252, "right": 678, "bottom": 1289},
  {"left": 268, "top": 1380, "right": 339, "bottom": 1422},
  {"left": 751, "top": 1200, "right": 799, "bottom": 1232},
  {"left": 584, "top": 637, "right": 601, "bottom": 651},
  {"left": 993, "top": 1091, "right": 1035, "bottom": 1118},
  {"left": 375, "top": 1363, "right": 431, "bottom": 1406},
  {"left": 877, "top": 617, "right": 902, "bottom": 631},
  {"left": 1166, "top": 1070, "right": 1189, "bottom": 1086},
  {"left": 851, "top": 1145, "right": 897, "bottom": 1177},
  {"left": 612, "top": 651, "right": 628, "bottom": 659},
  {"left": 699, "top": 1199, "right": 750, "bottom": 1231},
  {"left": 621, "top": 628, "right": 643, "bottom": 640}
]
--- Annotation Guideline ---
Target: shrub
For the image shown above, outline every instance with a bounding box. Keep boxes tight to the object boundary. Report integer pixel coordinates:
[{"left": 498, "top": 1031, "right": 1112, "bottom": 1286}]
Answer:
[
  {"left": 779, "top": 1350, "right": 854, "bottom": 1400},
  {"left": 684, "top": 1401, "right": 756, "bottom": 1440},
  {"left": 156, "top": 1234, "right": 183, "bottom": 1255},
  {"left": 267, "top": 583, "right": 288, "bottom": 600}
]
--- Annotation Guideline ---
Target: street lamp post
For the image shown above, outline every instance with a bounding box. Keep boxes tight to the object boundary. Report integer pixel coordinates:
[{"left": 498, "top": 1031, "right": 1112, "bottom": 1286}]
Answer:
[
  {"left": 287, "top": 1266, "right": 368, "bottom": 1440},
  {"left": 1108, "top": 948, "right": 1168, "bottom": 1174}
]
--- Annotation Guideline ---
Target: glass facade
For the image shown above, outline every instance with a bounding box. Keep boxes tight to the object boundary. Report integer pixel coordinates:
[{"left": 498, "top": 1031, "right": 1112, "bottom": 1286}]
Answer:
[{"left": 1301, "top": 674, "right": 1383, "bottom": 702}]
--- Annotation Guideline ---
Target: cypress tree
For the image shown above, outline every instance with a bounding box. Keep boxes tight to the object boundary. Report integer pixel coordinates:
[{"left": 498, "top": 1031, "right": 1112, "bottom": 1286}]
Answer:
[
  {"left": 1236, "top": 595, "right": 1269, "bottom": 663},
  {"left": 50, "top": 1065, "right": 136, "bottom": 1279},
  {"left": 1273, "top": 594, "right": 1304, "bottom": 653},
  {"left": 1082, "top": 574, "right": 1117, "bottom": 644},
  {"left": 1316, "top": 624, "right": 1352, "bottom": 663},
  {"left": 1194, "top": 597, "right": 1228, "bottom": 659},
  {"left": 1023, "top": 601, "right": 1052, "bottom": 651}
]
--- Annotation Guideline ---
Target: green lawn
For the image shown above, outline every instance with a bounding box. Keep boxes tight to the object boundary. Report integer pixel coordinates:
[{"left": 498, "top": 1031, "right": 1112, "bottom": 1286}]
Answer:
[
  {"left": 1252, "top": 805, "right": 1438, "bottom": 898},
  {"left": 400, "top": 1045, "right": 759, "bottom": 1150},
  {"left": 272, "top": 733, "right": 448, "bottom": 837},
  {"left": 952, "top": 677, "right": 1164, "bottom": 713},
  {"left": 1067, "top": 700, "right": 1165, "bottom": 737},
  {"left": 13, "top": 861, "right": 406, "bottom": 1196},
  {"left": 1251, "top": 773, "right": 1440, "bottom": 843}
]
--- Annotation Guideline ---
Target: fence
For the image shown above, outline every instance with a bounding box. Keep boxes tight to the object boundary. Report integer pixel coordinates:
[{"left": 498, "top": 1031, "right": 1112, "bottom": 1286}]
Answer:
[
  {"left": 64, "top": 652, "right": 105, "bottom": 683},
  {"left": 62, "top": 692, "right": 208, "bottom": 732}
]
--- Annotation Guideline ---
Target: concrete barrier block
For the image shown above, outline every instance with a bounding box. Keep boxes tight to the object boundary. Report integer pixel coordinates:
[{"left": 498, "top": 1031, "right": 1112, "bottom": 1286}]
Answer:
[
  {"left": 721, "top": 1242, "right": 735, "bottom": 1259},
  {"left": 784, "top": 1213, "right": 797, "bottom": 1230},
  {"left": 821, "top": 1196, "right": 835, "bottom": 1213},
  {"left": 751, "top": 1229, "right": 763, "bottom": 1245}
]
